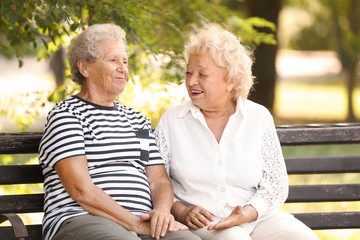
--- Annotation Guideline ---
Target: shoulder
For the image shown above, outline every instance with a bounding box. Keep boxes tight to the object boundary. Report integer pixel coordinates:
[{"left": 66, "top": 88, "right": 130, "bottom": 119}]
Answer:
[
  {"left": 243, "top": 99, "right": 272, "bottom": 119},
  {"left": 117, "top": 103, "right": 148, "bottom": 119},
  {"left": 46, "top": 97, "right": 80, "bottom": 121}
]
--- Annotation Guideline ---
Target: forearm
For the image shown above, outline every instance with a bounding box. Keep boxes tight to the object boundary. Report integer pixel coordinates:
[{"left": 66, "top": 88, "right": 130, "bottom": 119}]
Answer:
[
  {"left": 151, "top": 181, "right": 173, "bottom": 212},
  {"left": 72, "top": 183, "right": 149, "bottom": 234},
  {"left": 171, "top": 201, "right": 189, "bottom": 224},
  {"left": 240, "top": 205, "right": 258, "bottom": 224}
]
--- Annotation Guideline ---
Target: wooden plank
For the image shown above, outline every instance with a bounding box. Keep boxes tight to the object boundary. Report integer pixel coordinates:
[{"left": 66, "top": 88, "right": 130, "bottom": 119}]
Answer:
[
  {"left": 0, "top": 194, "right": 44, "bottom": 213},
  {"left": 0, "top": 224, "right": 42, "bottom": 240},
  {"left": 285, "top": 156, "right": 360, "bottom": 174},
  {"left": 277, "top": 125, "right": 360, "bottom": 145},
  {"left": 0, "top": 165, "right": 43, "bottom": 185},
  {"left": 0, "top": 132, "right": 42, "bottom": 154},
  {"left": 294, "top": 212, "right": 360, "bottom": 229},
  {"left": 0, "top": 125, "right": 359, "bottom": 152},
  {"left": 287, "top": 184, "right": 360, "bottom": 202}
]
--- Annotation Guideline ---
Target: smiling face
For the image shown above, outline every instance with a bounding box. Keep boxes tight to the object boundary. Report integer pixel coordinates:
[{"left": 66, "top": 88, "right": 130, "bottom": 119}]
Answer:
[
  {"left": 83, "top": 39, "right": 129, "bottom": 98},
  {"left": 185, "top": 54, "right": 234, "bottom": 111}
]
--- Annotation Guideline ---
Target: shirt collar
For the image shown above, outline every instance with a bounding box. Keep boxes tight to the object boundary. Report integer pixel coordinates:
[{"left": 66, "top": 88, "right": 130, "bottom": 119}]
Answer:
[{"left": 177, "top": 97, "right": 246, "bottom": 119}]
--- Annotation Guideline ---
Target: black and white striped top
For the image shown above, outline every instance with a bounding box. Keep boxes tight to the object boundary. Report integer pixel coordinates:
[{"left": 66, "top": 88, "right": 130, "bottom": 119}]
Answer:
[{"left": 38, "top": 96, "right": 164, "bottom": 240}]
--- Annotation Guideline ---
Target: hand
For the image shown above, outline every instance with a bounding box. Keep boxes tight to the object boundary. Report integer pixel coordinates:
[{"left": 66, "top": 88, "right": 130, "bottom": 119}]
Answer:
[
  {"left": 140, "top": 210, "right": 186, "bottom": 239},
  {"left": 183, "top": 205, "right": 214, "bottom": 230},
  {"left": 207, "top": 205, "right": 246, "bottom": 230}
]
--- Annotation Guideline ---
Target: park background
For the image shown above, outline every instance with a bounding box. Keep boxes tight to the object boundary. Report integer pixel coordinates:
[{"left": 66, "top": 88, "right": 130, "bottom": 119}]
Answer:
[{"left": 0, "top": 0, "right": 359, "bottom": 239}]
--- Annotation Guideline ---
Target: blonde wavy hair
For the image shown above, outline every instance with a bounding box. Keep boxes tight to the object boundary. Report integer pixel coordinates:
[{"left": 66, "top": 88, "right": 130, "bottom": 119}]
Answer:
[
  {"left": 184, "top": 23, "right": 254, "bottom": 100},
  {"left": 67, "top": 23, "right": 127, "bottom": 85}
]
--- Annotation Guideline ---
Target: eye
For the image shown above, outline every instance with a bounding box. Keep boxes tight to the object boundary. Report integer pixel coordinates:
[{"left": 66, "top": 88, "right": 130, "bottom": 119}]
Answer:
[
  {"left": 186, "top": 71, "right": 192, "bottom": 75},
  {"left": 199, "top": 73, "right": 207, "bottom": 77}
]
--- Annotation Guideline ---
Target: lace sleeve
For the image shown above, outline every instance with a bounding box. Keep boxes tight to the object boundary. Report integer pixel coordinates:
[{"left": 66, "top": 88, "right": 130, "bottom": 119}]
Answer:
[
  {"left": 154, "top": 124, "right": 172, "bottom": 176},
  {"left": 248, "top": 116, "right": 289, "bottom": 217}
]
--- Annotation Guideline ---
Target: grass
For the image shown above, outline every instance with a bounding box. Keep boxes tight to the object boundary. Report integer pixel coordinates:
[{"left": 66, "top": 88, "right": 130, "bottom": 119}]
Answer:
[{"left": 274, "top": 78, "right": 360, "bottom": 123}]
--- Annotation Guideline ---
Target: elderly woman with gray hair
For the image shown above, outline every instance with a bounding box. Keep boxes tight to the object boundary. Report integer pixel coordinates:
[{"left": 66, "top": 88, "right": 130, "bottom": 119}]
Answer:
[
  {"left": 154, "top": 23, "right": 319, "bottom": 240},
  {"left": 38, "top": 23, "right": 200, "bottom": 240}
]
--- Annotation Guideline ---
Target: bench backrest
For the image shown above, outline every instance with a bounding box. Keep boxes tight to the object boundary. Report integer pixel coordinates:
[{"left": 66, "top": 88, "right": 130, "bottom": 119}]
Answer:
[{"left": 0, "top": 124, "right": 360, "bottom": 239}]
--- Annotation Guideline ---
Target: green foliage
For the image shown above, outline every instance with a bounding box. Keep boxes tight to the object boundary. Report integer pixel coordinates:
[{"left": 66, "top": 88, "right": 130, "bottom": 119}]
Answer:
[
  {"left": 0, "top": 0, "right": 276, "bottom": 76},
  {"left": 0, "top": 0, "right": 277, "bottom": 131},
  {"left": 228, "top": 16, "right": 277, "bottom": 48},
  {"left": 0, "top": 92, "right": 44, "bottom": 132},
  {"left": 285, "top": 0, "right": 360, "bottom": 60}
]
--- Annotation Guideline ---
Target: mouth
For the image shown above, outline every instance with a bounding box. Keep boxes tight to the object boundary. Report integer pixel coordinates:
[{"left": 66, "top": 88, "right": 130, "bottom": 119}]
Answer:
[
  {"left": 190, "top": 89, "right": 204, "bottom": 96},
  {"left": 114, "top": 76, "right": 126, "bottom": 81}
]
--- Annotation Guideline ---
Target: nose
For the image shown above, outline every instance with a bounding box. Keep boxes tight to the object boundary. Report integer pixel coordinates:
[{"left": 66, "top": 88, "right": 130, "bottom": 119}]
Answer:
[
  {"left": 187, "top": 74, "right": 198, "bottom": 86},
  {"left": 116, "top": 62, "right": 128, "bottom": 73}
]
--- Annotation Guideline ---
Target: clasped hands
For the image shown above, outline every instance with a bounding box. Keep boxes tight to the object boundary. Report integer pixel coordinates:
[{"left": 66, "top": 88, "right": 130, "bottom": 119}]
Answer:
[
  {"left": 184, "top": 205, "right": 248, "bottom": 231},
  {"left": 140, "top": 209, "right": 187, "bottom": 240}
]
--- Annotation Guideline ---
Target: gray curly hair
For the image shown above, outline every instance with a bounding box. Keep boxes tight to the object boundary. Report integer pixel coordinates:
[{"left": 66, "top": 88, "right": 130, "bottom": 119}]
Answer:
[
  {"left": 184, "top": 23, "right": 254, "bottom": 100},
  {"left": 67, "top": 23, "right": 127, "bottom": 85}
]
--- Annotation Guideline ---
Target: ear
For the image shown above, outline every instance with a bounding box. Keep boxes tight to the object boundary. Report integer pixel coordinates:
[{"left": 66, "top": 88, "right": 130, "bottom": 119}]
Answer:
[
  {"left": 226, "top": 81, "right": 235, "bottom": 92},
  {"left": 77, "top": 60, "right": 89, "bottom": 78}
]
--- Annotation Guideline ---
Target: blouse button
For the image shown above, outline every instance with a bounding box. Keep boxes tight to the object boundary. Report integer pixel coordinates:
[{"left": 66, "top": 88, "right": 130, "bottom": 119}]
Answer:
[{"left": 221, "top": 187, "right": 226, "bottom": 193}]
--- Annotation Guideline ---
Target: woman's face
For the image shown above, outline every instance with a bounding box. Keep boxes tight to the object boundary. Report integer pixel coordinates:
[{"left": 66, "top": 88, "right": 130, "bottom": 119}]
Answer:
[
  {"left": 86, "top": 40, "right": 129, "bottom": 96},
  {"left": 185, "top": 54, "right": 234, "bottom": 111}
]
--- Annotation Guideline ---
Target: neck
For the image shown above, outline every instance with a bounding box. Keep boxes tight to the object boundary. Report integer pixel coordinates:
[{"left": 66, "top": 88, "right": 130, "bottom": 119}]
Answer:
[
  {"left": 77, "top": 85, "right": 116, "bottom": 107},
  {"left": 201, "top": 101, "right": 236, "bottom": 119}
]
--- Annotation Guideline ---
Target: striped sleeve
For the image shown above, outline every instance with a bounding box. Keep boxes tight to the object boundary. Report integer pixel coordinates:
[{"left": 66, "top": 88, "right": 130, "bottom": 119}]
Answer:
[{"left": 39, "top": 106, "right": 85, "bottom": 169}]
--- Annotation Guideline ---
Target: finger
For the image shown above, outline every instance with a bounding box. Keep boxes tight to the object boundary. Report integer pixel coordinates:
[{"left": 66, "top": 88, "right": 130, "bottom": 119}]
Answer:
[
  {"left": 168, "top": 216, "right": 175, "bottom": 232},
  {"left": 208, "top": 218, "right": 232, "bottom": 230},
  {"left": 190, "top": 216, "right": 207, "bottom": 229},
  {"left": 140, "top": 213, "right": 150, "bottom": 221},
  {"left": 197, "top": 212, "right": 212, "bottom": 226},
  {"left": 172, "top": 221, "right": 188, "bottom": 231},
  {"left": 232, "top": 205, "right": 243, "bottom": 215},
  {"left": 150, "top": 215, "right": 158, "bottom": 239},
  {"left": 187, "top": 221, "right": 200, "bottom": 230},
  {"left": 159, "top": 216, "right": 170, "bottom": 238},
  {"left": 176, "top": 221, "right": 188, "bottom": 230},
  {"left": 200, "top": 209, "right": 214, "bottom": 221}
]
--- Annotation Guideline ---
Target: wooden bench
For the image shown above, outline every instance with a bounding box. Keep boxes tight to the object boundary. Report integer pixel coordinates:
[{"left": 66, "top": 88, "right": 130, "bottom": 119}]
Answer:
[{"left": 1, "top": 123, "right": 360, "bottom": 239}]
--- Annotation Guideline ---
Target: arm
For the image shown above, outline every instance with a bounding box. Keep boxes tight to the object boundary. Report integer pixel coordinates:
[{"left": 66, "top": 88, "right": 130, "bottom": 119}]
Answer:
[
  {"left": 145, "top": 165, "right": 188, "bottom": 239},
  {"left": 55, "top": 155, "right": 150, "bottom": 235},
  {"left": 208, "top": 114, "right": 287, "bottom": 231},
  {"left": 246, "top": 115, "right": 289, "bottom": 218}
]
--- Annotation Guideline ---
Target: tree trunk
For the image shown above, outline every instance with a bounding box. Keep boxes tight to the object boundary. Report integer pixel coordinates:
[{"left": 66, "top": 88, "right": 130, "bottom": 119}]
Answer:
[
  {"left": 344, "top": 63, "right": 356, "bottom": 122},
  {"left": 244, "top": 0, "right": 282, "bottom": 113},
  {"left": 50, "top": 46, "right": 66, "bottom": 87}
]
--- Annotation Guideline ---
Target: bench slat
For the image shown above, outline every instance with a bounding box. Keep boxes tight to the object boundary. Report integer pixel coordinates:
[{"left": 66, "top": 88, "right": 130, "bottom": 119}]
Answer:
[
  {"left": 0, "top": 165, "right": 43, "bottom": 185},
  {"left": 294, "top": 212, "right": 360, "bottom": 229},
  {"left": 0, "top": 224, "right": 42, "bottom": 240},
  {"left": 286, "top": 156, "right": 360, "bottom": 174},
  {"left": 287, "top": 184, "right": 360, "bottom": 202},
  {"left": 0, "top": 132, "right": 42, "bottom": 154},
  {"left": 2, "top": 184, "right": 358, "bottom": 214},
  {"left": 0, "top": 125, "right": 359, "bottom": 153},
  {"left": 277, "top": 126, "right": 360, "bottom": 145},
  {"left": 0, "top": 194, "right": 44, "bottom": 213}
]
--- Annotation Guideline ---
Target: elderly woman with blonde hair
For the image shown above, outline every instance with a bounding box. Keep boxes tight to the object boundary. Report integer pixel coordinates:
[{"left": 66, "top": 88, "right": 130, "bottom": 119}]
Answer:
[
  {"left": 38, "top": 23, "right": 201, "bottom": 240},
  {"left": 155, "top": 23, "right": 319, "bottom": 240}
]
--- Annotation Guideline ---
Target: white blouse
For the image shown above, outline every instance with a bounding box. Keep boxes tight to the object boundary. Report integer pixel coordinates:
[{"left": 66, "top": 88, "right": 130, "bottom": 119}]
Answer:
[{"left": 154, "top": 98, "right": 289, "bottom": 230}]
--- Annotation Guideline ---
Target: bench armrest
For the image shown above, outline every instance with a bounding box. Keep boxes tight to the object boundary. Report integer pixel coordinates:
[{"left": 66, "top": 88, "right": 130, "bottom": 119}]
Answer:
[{"left": 0, "top": 213, "right": 29, "bottom": 240}]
